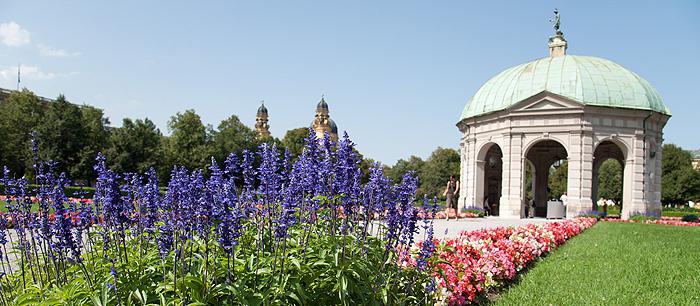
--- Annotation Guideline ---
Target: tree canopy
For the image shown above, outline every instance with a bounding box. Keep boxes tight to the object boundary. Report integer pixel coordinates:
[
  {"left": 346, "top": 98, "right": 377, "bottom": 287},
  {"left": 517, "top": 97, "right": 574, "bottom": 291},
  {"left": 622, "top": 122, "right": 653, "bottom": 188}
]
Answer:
[
  {"left": 418, "top": 147, "right": 460, "bottom": 198},
  {"left": 282, "top": 127, "right": 310, "bottom": 161},
  {"left": 662, "top": 144, "right": 700, "bottom": 205},
  {"left": 105, "top": 118, "right": 164, "bottom": 175},
  {"left": 597, "top": 159, "right": 622, "bottom": 203}
]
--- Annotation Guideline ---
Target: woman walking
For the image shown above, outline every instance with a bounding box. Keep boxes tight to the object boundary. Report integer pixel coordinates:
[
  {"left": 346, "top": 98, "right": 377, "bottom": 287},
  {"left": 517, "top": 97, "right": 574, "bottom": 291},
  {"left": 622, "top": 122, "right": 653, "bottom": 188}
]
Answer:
[{"left": 443, "top": 175, "right": 460, "bottom": 220}]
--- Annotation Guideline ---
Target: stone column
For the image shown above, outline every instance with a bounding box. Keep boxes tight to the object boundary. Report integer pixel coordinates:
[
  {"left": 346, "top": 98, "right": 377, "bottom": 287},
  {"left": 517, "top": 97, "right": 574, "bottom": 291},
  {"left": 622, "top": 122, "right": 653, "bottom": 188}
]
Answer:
[
  {"left": 566, "top": 131, "right": 594, "bottom": 217},
  {"left": 649, "top": 139, "right": 663, "bottom": 215},
  {"left": 499, "top": 133, "right": 521, "bottom": 218},
  {"left": 591, "top": 158, "right": 600, "bottom": 209},
  {"left": 622, "top": 134, "right": 647, "bottom": 219},
  {"left": 458, "top": 137, "right": 470, "bottom": 210},
  {"left": 459, "top": 137, "right": 477, "bottom": 209}
]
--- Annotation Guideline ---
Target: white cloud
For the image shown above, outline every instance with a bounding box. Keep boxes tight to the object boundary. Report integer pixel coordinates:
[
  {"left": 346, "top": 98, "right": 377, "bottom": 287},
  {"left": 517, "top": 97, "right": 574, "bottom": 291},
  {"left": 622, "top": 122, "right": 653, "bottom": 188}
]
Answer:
[
  {"left": 0, "top": 65, "right": 77, "bottom": 81},
  {"left": 0, "top": 22, "right": 31, "bottom": 46},
  {"left": 38, "top": 44, "right": 81, "bottom": 57}
]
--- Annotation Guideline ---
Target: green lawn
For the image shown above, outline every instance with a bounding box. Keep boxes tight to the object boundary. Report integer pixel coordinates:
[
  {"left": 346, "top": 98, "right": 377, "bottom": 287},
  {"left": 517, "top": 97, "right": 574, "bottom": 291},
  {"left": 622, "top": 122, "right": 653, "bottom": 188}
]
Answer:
[{"left": 494, "top": 222, "right": 700, "bottom": 305}]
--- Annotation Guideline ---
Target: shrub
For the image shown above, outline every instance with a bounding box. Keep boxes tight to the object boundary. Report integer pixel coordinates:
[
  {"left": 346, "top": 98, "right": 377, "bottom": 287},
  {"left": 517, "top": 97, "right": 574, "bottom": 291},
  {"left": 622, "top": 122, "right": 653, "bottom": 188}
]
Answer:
[{"left": 681, "top": 214, "right": 699, "bottom": 223}]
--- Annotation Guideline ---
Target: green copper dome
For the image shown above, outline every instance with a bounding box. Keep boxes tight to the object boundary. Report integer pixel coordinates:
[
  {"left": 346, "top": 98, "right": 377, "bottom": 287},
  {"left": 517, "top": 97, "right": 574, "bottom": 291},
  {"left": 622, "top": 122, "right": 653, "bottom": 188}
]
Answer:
[{"left": 460, "top": 55, "right": 670, "bottom": 120}]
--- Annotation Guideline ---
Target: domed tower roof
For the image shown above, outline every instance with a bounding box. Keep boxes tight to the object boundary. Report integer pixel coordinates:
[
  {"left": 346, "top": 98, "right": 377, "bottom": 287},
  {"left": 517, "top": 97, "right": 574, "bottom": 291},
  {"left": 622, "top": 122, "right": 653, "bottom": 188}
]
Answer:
[
  {"left": 460, "top": 55, "right": 670, "bottom": 120},
  {"left": 257, "top": 101, "right": 268, "bottom": 115},
  {"left": 316, "top": 95, "right": 329, "bottom": 111},
  {"left": 328, "top": 118, "right": 338, "bottom": 134}
]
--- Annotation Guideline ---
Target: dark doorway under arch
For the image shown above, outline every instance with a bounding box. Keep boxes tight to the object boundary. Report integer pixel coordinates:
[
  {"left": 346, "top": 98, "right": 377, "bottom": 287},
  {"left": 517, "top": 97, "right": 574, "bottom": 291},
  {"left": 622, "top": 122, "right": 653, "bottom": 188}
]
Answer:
[
  {"left": 482, "top": 144, "right": 503, "bottom": 216},
  {"left": 524, "top": 140, "right": 568, "bottom": 218},
  {"left": 592, "top": 140, "right": 626, "bottom": 216}
]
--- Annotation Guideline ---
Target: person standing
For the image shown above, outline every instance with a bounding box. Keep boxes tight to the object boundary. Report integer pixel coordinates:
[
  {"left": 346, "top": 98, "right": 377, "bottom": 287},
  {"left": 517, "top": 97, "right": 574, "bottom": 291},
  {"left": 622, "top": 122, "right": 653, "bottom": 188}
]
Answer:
[{"left": 443, "top": 175, "right": 460, "bottom": 220}]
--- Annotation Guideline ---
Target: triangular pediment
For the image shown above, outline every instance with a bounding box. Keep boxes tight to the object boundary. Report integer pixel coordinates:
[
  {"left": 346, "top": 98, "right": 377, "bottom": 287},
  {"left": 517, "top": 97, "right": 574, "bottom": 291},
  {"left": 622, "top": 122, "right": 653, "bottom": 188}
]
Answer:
[
  {"left": 509, "top": 91, "right": 584, "bottom": 114},
  {"left": 523, "top": 100, "right": 568, "bottom": 110}
]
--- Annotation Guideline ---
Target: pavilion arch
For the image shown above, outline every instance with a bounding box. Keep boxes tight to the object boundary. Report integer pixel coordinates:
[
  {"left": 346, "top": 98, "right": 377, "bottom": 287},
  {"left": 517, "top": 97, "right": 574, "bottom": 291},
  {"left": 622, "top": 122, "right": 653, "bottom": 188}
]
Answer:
[
  {"left": 522, "top": 138, "right": 569, "bottom": 218},
  {"left": 522, "top": 135, "right": 570, "bottom": 159},
  {"left": 475, "top": 142, "right": 503, "bottom": 216},
  {"left": 592, "top": 139, "right": 630, "bottom": 216}
]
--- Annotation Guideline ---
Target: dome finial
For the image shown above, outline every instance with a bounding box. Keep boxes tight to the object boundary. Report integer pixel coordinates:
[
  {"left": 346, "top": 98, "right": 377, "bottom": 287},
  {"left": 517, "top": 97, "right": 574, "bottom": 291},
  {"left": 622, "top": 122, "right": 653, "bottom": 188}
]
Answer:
[{"left": 548, "top": 8, "right": 567, "bottom": 57}]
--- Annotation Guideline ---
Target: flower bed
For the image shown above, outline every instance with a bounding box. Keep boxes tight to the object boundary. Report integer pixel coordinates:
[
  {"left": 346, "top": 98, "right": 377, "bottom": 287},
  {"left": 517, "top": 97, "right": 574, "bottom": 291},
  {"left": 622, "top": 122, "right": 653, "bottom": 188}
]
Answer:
[
  {"left": 603, "top": 218, "right": 700, "bottom": 227},
  {"left": 0, "top": 195, "right": 92, "bottom": 204},
  {"left": 424, "top": 218, "right": 597, "bottom": 305}
]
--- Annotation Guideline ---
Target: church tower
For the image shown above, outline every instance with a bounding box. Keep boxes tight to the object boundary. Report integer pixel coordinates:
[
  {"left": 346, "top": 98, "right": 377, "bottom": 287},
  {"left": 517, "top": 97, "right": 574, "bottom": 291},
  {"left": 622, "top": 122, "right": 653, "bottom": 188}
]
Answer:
[
  {"left": 311, "top": 95, "right": 338, "bottom": 141},
  {"left": 255, "top": 101, "right": 270, "bottom": 138}
]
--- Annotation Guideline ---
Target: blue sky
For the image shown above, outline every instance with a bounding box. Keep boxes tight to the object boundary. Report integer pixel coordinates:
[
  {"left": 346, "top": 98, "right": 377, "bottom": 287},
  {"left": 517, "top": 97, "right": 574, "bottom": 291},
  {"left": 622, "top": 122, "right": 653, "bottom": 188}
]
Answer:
[{"left": 0, "top": 1, "right": 698, "bottom": 164}]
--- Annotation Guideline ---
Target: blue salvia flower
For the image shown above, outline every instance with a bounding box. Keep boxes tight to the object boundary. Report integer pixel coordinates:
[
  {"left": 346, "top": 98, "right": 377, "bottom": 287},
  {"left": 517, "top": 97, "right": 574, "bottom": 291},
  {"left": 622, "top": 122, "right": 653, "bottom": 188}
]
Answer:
[
  {"left": 275, "top": 149, "right": 299, "bottom": 238},
  {"left": 157, "top": 220, "right": 174, "bottom": 259},
  {"left": 240, "top": 150, "right": 256, "bottom": 214},
  {"left": 396, "top": 171, "right": 419, "bottom": 248},
  {"left": 363, "top": 163, "right": 392, "bottom": 218},
  {"left": 334, "top": 132, "right": 361, "bottom": 223},
  {"left": 417, "top": 196, "right": 438, "bottom": 271},
  {"left": 257, "top": 143, "right": 281, "bottom": 212},
  {"left": 50, "top": 172, "right": 82, "bottom": 262},
  {"left": 207, "top": 158, "right": 225, "bottom": 220},
  {"left": 165, "top": 166, "right": 194, "bottom": 234},
  {"left": 298, "top": 129, "right": 322, "bottom": 196},
  {"left": 319, "top": 132, "right": 336, "bottom": 198},
  {"left": 279, "top": 149, "right": 291, "bottom": 189},
  {"left": 140, "top": 168, "right": 160, "bottom": 235},
  {"left": 190, "top": 169, "right": 210, "bottom": 238},
  {"left": 0, "top": 212, "right": 7, "bottom": 260},
  {"left": 217, "top": 152, "right": 245, "bottom": 252},
  {"left": 290, "top": 130, "right": 323, "bottom": 221},
  {"left": 223, "top": 152, "right": 240, "bottom": 179}
]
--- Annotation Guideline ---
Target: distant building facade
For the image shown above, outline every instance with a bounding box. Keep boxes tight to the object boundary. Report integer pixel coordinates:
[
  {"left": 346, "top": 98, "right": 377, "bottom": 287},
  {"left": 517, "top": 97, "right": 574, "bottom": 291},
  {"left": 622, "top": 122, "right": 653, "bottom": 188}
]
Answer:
[
  {"left": 310, "top": 96, "right": 338, "bottom": 141},
  {"left": 255, "top": 96, "right": 339, "bottom": 141},
  {"left": 692, "top": 150, "right": 700, "bottom": 170},
  {"left": 255, "top": 102, "right": 270, "bottom": 138},
  {"left": 0, "top": 87, "right": 57, "bottom": 104}
]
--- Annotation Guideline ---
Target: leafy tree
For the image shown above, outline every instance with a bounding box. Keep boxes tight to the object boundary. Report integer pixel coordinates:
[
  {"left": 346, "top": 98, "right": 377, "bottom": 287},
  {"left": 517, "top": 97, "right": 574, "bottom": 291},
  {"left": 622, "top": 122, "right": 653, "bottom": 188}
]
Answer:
[
  {"left": 0, "top": 89, "right": 45, "bottom": 176},
  {"left": 0, "top": 90, "right": 109, "bottom": 183},
  {"left": 37, "top": 95, "right": 84, "bottom": 178},
  {"left": 212, "top": 114, "right": 258, "bottom": 162},
  {"left": 74, "top": 105, "right": 110, "bottom": 183},
  {"left": 387, "top": 156, "right": 424, "bottom": 184},
  {"left": 164, "top": 110, "right": 212, "bottom": 171},
  {"left": 106, "top": 118, "right": 163, "bottom": 174},
  {"left": 597, "top": 159, "right": 622, "bottom": 203},
  {"left": 662, "top": 144, "right": 700, "bottom": 205},
  {"left": 547, "top": 161, "right": 568, "bottom": 199},
  {"left": 282, "top": 128, "right": 310, "bottom": 161},
  {"left": 419, "top": 147, "right": 459, "bottom": 198}
]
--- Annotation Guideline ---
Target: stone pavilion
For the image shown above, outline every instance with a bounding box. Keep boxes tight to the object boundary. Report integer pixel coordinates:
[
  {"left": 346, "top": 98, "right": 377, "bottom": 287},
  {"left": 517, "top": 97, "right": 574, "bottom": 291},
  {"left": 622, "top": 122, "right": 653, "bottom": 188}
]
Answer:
[{"left": 456, "top": 12, "right": 671, "bottom": 219}]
